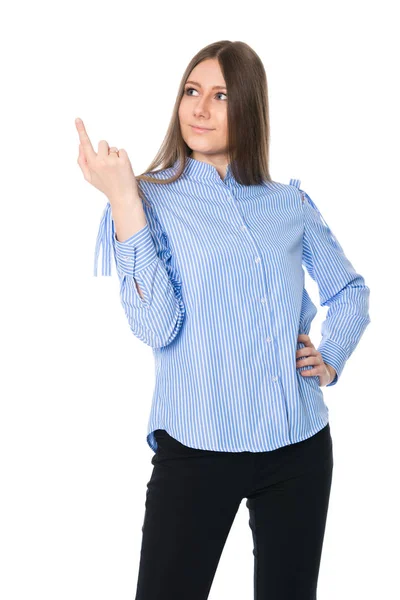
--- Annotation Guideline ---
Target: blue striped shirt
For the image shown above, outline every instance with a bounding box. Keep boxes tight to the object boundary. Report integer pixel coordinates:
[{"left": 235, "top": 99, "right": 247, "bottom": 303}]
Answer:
[{"left": 94, "top": 156, "right": 371, "bottom": 453}]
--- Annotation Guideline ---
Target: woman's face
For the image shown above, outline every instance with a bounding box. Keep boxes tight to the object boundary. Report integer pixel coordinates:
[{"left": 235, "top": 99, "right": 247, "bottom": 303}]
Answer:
[{"left": 178, "top": 58, "right": 229, "bottom": 167}]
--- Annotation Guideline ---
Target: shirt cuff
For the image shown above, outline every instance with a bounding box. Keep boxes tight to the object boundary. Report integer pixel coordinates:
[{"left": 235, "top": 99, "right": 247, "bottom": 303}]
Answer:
[
  {"left": 317, "top": 338, "right": 347, "bottom": 387},
  {"left": 94, "top": 201, "right": 157, "bottom": 277},
  {"left": 113, "top": 224, "right": 158, "bottom": 277}
]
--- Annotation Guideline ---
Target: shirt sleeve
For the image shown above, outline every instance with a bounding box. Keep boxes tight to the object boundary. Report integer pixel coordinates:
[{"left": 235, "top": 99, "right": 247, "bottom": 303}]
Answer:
[
  {"left": 300, "top": 188, "right": 371, "bottom": 386},
  {"left": 94, "top": 201, "right": 186, "bottom": 348}
]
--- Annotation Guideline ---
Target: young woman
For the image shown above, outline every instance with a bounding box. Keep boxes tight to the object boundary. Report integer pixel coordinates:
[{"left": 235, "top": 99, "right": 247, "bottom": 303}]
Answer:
[{"left": 76, "top": 40, "right": 370, "bottom": 600}]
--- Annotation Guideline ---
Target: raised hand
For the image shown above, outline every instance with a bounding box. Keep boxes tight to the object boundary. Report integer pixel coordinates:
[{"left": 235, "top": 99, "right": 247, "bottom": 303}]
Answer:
[{"left": 75, "top": 117, "right": 140, "bottom": 207}]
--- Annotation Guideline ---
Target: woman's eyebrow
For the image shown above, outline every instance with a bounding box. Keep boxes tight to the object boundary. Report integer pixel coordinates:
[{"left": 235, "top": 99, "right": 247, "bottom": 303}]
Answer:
[{"left": 185, "top": 80, "right": 227, "bottom": 90}]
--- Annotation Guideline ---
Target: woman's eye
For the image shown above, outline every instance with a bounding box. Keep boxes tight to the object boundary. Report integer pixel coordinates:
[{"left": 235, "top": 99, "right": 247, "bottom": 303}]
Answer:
[{"left": 184, "top": 87, "right": 227, "bottom": 100}]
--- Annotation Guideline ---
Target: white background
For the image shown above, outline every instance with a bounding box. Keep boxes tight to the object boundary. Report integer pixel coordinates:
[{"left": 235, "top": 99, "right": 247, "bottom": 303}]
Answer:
[{"left": 1, "top": 0, "right": 398, "bottom": 598}]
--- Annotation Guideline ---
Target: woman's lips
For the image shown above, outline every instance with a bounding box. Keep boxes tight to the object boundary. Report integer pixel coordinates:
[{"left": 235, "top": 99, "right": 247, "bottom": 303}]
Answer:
[{"left": 190, "top": 125, "right": 213, "bottom": 133}]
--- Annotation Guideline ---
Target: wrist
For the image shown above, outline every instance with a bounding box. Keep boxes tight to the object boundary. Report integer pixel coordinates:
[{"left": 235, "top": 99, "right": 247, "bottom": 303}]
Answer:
[
  {"left": 111, "top": 199, "right": 147, "bottom": 242},
  {"left": 109, "top": 194, "right": 142, "bottom": 209},
  {"left": 110, "top": 197, "right": 143, "bottom": 219},
  {"left": 325, "top": 363, "right": 337, "bottom": 383}
]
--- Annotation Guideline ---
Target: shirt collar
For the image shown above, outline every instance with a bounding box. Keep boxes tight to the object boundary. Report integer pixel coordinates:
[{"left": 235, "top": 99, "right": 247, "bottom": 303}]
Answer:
[{"left": 173, "top": 156, "right": 233, "bottom": 184}]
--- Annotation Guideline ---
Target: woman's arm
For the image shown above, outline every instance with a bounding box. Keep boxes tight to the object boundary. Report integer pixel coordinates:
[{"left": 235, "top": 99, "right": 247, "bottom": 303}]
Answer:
[
  {"left": 94, "top": 200, "right": 186, "bottom": 349},
  {"left": 301, "top": 189, "right": 371, "bottom": 386}
]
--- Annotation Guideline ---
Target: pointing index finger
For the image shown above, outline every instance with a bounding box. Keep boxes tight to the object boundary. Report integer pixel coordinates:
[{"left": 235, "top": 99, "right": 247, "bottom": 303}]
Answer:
[{"left": 75, "top": 118, "right": 96, "bottom": 160}]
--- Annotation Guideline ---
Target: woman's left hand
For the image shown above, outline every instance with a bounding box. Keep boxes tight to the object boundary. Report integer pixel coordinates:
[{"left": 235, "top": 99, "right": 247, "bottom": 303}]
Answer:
[{"left": 296, "top": 334, "right": 337, "bottom": 386}]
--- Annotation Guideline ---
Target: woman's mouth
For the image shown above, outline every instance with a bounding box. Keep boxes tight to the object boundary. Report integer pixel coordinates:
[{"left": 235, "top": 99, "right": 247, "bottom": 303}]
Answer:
[{"left": 190, "top": 125, "right": 214, "bottom": 133}]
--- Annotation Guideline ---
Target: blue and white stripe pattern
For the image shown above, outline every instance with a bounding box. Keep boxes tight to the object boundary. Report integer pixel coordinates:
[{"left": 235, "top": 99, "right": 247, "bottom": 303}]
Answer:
[{"left": 94, "top": 156, "right": 371, "bottom": 453}]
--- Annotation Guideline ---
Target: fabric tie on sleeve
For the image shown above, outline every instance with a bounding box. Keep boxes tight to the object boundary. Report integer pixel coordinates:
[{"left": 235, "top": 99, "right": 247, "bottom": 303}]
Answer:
[
  {"left": 94, "top": 201, "right": 115, "bottom": 277},
  {"left": 289, "top": 178, "right": 301, "bottom": 190}
]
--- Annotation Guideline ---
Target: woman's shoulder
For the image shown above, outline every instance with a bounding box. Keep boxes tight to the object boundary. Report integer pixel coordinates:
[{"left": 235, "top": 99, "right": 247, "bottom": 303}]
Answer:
[
  {"left": 137, "top": 165, "right": 181, "bottom": 218},
  {"left": 140, "top": 164, "right": 177, "bottom": 182},
  {"left": 261, "top": 178, "right": 302, "bottom": 197}
]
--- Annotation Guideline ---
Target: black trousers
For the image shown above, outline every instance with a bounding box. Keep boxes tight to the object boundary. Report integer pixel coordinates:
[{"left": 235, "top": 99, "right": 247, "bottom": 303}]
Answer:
[{"left": 134, "top": 423, "right": 334, "bottom": 600}]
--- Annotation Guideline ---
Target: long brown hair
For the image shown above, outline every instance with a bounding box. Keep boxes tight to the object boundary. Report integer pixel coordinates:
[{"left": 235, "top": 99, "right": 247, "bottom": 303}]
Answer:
[{"left": 135, "top": 40, "right": 273, "bottom": 208}]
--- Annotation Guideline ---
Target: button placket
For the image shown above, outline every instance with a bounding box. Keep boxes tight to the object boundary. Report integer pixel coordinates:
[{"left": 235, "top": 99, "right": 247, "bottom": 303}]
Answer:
[{"left": 227, "top": 189, "right": 277, "bottom": 384}]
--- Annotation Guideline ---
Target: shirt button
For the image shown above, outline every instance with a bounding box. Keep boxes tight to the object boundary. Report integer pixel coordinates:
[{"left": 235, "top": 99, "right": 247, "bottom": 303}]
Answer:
[
  {"left": 255, "top": 256, "right": 261, "bottom": 264},
  {"left": 240, "top": 225, "right": 247, "bottom": 231},
  {"left": 266, "top": 336, "right": 272, "bottom": 343},
  {"left": 261, "top": 297, "right": 267, "bottom": 304},
  {"left": 272, "top": 375, "right": 278, "bottom": 382}
]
